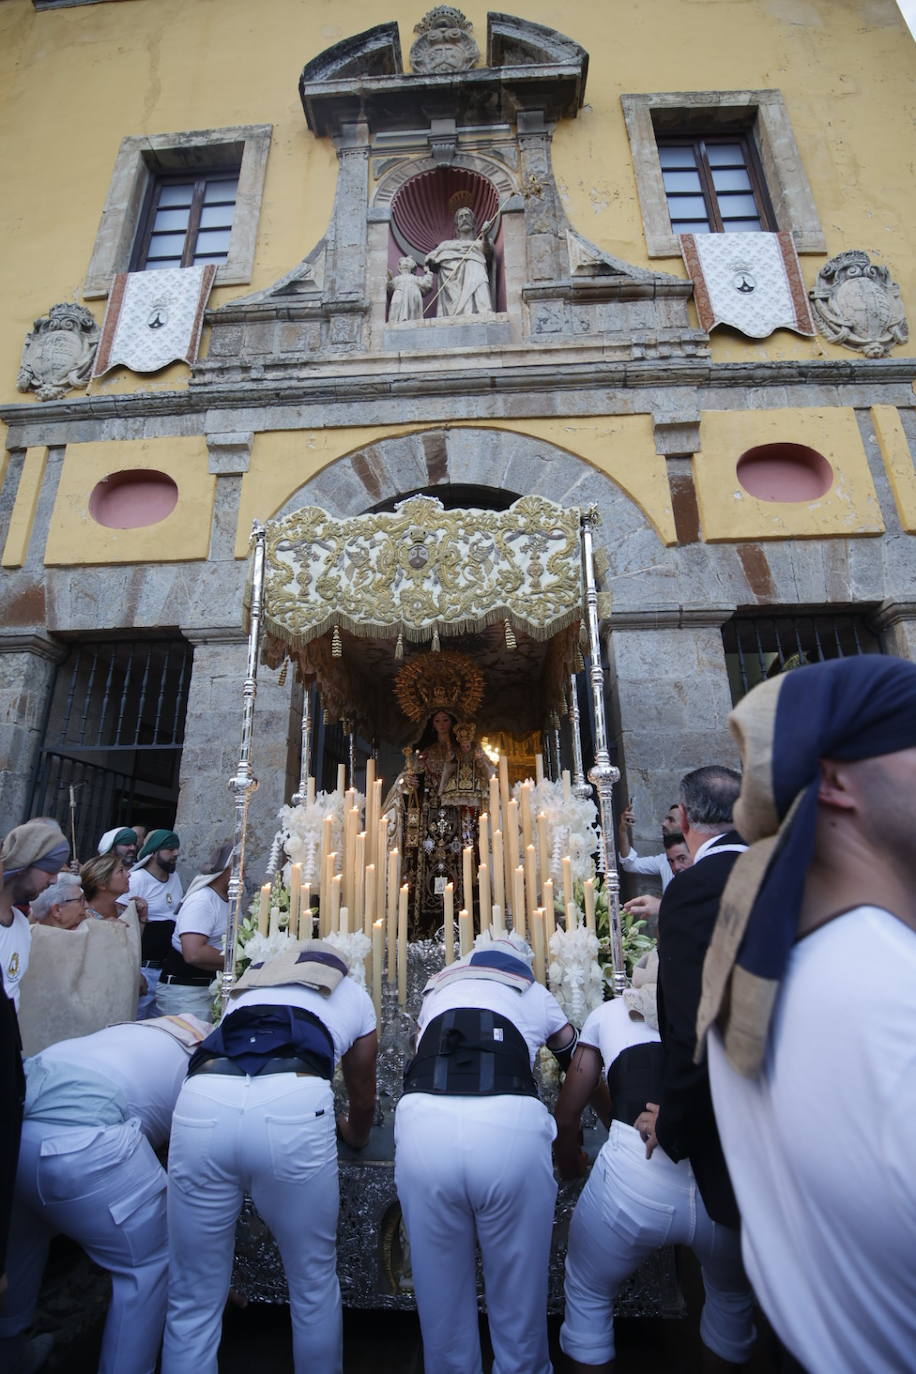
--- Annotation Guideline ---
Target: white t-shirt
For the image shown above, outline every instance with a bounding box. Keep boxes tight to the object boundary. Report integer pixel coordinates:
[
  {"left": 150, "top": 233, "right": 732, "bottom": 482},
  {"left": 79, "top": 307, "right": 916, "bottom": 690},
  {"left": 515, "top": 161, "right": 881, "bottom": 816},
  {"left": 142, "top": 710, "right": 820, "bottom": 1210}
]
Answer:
[
  {"left": 129, "top": 866, "right": 183, "bottom": 922},
  {"left": 0, "top": 909, "right": 32, "bottom": 1010},
  {"left": 580, "top": 994, "right": 658, "bottom": 1074},
  {"left": 417, "top": 977, "right": 568, "bottom": 1067},
  {"left": 228, "top": 977, "right": 376, "bottom": 1068},
  {"left": 171, "top": 885, "right": 228, "bottom": 954},
  {"left": 708, "top": 906, "right": 916, "bottom": 1374}
]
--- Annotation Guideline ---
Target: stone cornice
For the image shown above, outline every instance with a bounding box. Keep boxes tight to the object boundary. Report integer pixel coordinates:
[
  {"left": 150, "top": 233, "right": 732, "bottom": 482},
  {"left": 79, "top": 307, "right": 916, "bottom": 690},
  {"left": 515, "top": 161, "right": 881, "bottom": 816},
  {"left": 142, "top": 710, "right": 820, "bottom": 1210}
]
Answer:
[
  {"left": 2, "top": 356, "right": 914, "bottom": 435},
  {"left": 180, "top": 626, "right": 248, "bottom": 646},
  {"left": 607, "top": 606, "right": 737, "bottom": 630},
  {"left": 869, "top": 599, "right": 916, "bottom": 631},
  {"left": 0, "top": 632, "right": 67, "bottom": 662}
]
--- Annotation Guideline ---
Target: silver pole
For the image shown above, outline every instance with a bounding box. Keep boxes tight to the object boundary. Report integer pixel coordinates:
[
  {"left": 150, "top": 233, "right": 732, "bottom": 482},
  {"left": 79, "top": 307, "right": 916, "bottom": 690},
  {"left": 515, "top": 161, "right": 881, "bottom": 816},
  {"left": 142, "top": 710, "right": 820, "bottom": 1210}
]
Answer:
[
  {"left": 580, "top": 508, "right": 625, "bottom": 993},
  {"left": 222, "top": 522, "right": 267, "bottom": 1009},
  {"left": 569, "top": 673, "right": 591, "bottom": 800},
  {"left": 291, "top": 686, "right": 313, "bottom": 806}
]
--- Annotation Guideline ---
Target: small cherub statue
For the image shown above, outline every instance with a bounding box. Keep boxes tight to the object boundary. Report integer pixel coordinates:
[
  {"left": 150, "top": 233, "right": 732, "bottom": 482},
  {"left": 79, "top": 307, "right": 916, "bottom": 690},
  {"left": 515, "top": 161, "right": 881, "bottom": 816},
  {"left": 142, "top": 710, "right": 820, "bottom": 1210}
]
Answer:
[
  {"left": 387, "top": 256, "right": 434, "bottom": 323},
  {"left": 439, "top": 720, "right": 492, "bottom": 809}
]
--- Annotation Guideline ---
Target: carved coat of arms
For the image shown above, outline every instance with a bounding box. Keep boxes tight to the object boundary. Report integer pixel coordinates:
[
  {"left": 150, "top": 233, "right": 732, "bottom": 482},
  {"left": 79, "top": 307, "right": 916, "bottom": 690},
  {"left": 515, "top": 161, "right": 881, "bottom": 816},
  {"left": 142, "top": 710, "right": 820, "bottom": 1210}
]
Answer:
[
  {"left": 17, "top": 303, "right": 100, "bottom": 401},
  {"left": 809, "top": 250, "right": 908, "bottom": 358},
  {"left": 409, "top": 6, "right": 480, "bottom": 74}
]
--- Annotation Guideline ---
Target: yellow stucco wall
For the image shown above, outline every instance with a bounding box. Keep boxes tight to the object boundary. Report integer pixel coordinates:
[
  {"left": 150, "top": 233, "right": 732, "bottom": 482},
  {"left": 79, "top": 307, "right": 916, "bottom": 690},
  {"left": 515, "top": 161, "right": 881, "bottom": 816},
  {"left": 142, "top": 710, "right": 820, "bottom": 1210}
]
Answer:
[
  {"left": 2, "top": 448, "right": 47, "bottom": 568},
  {"left": 234, "top": 415, "right": 675, "bottom": 557},
  {"left": 44, "top": 437, "right": 214, "bottom": 565},
  {"left": 694, "top": 407, "right": 885, "bottom": 542},
  {"left": 871, "top": 403, "right": 916, "bottom": 534},
  {"left": 1, "top": 0, "right": 914, "bottom": 398}
]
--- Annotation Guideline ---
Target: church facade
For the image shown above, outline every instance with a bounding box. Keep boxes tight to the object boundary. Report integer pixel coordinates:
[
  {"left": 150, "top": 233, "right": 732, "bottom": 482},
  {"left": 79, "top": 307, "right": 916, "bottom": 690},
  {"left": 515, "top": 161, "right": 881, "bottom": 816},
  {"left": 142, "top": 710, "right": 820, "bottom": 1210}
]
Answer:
[{"left": 1, "top": 0, "right": 914, "bottom": 875}]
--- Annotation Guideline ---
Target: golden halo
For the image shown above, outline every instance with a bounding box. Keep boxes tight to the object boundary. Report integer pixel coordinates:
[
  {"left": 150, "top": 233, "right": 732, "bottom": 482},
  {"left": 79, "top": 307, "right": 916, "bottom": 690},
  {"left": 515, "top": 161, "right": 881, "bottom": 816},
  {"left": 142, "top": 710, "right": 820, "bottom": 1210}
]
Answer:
[{"left": 394, "top": 651, "right": 485, "bottom": 726}]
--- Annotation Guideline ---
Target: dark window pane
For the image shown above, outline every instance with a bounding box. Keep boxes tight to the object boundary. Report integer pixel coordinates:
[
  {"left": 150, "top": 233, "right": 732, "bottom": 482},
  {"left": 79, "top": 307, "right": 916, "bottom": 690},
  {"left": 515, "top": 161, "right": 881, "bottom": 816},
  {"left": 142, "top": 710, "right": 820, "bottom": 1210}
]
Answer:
[
  {"left": 711, "top": 168, "right": 753, "bottom": 192},
  {"left": 658, "top": 145, "right": 697, "bottom": 168},
  {"left": 662, "top": 170, "right": 703, "bottom": 193},
  {"left": 706, "top": 142, "right": 746, "bottom": 166}
]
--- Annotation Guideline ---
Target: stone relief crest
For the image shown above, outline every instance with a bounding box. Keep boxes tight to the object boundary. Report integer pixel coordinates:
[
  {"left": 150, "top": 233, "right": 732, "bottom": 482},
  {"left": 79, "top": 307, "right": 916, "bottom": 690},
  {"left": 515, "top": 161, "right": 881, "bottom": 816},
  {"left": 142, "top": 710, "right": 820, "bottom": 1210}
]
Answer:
[
  {"left": 17, "top": 302, "right": 100, "bottom": 401},
  {"left": 409, "top": 6, "right": 480, "bottom": 74},
  {"left": 809, "top": 250, "right": 908, "bottom": 358}
]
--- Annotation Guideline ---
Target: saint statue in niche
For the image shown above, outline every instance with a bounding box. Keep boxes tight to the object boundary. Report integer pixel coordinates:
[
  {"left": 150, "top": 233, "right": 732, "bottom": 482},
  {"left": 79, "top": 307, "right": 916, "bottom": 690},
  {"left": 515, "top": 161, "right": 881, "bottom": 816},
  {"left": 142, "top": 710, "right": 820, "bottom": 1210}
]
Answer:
[
  {"left": 424, "top": 207, "right": 497, "bottom": 317},
  {"left": 387, "top": 257, "right": 434, "bottom": 323}
]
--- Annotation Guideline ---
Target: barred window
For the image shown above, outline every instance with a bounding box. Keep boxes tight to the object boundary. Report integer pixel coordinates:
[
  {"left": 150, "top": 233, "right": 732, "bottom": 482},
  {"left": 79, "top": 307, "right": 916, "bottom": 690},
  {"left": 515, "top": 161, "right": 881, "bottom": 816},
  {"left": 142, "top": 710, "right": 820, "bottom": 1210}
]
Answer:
[{"left": 722, "top": 610, "right": 880, "bottom": 704}]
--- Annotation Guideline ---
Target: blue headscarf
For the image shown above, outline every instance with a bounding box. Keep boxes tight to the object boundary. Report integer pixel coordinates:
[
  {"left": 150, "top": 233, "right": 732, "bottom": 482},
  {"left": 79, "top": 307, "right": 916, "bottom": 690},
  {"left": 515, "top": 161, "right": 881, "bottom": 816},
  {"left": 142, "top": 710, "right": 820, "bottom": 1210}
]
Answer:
[{"left": 697, "top": 654, "right": 916, "bottom": 1076}]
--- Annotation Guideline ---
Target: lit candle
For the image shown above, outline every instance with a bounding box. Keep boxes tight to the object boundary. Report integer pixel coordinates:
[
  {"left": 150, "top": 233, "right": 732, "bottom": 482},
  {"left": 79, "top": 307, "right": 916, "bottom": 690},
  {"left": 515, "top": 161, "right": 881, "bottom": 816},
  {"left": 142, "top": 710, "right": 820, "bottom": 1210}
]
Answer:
[
  {"left": 462, "top": 846, "right": 474, "bottom": 918},
  {"left": 492, "top": 902, "right": 505, "bottom": 936},
  {"left": 562, "top": 855, "right": 573, "bottom": 916},
  {"left": 567, "top": 899, "right": 579, "bottom": 931},
  {"left": 532, "top": 908, "right": 546, "bottom": 985},
  {"left": 289, "top": 863, "right": 302, "bottom": 939},
  {"left": 478, "top": 861, "right": 491, "bottom": 931},
  {"left": 459, "top": 909, "right": 473, "bottom": 956},
  {"left": 478, "top": 811, "right": 490, "bottom": 869},
  {"left": 258, "top": 883, "right": 270, "bottom": 936},
  {"left": 364, "top": 863, "right": 375, "bottom": 935},
  {"left": 584, "top": 878, "right": 596, "bottom": 935},
  {"left": 443, "top": 882, "right": 455, "bottom": 965},
  {"left": 525, "top": 844, "right": 538, "bottom": 933},
  {"left": 397, "top": 883, "right": 409, "bottom": 1006},
  {"left": 372, "top": 919, "right": 383, "bottom": 1022},
  {"left": 339, "top": 904, "right": 349, "bottom": 936},
  {"left": 492, "top": 829, "right": 505, "bottom": 913},
  {"left": 337, "top": 763, "right": 346, "bottom": 795},
  {"left": 386, "top": 848, "right": 400, "bottom": 980},
  {"left": 536, "top": 812, "right": 550, "bottom": 903},
  {"left": 301, "top": 884, "right": 311, "bottom": 939},
  {"left": 535, "top": 753, "right": 544, "bottom": 785},
  {"left": 543, "top": 879, "right": 555, "bottom": 943},
  {"left": 562, "top": 769, "right": 571, "bottom": 801},
  {"left": 513, "top": 865, "right": 526, "bottom": 941}
]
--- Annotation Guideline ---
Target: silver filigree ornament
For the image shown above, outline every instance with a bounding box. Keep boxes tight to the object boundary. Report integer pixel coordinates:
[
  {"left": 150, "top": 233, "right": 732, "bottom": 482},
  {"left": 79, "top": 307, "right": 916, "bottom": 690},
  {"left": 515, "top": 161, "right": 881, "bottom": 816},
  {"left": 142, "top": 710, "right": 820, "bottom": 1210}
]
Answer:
[
  {"left": 809, "top": 250, "right": 908, "bottom": 359},
  {"left": 17, "top": 302, "right": 100, "bottom": 401},
  {"left": 409, "top": 6, "right": 480, "bottom": 74}
]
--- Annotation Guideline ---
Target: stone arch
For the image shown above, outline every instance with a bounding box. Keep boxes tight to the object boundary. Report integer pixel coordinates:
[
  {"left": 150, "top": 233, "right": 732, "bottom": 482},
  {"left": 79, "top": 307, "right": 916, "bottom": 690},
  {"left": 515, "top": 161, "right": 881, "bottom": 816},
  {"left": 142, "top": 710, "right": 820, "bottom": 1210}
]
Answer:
[{"left": 372, "top": 152, "right": 517, "bottom": 210}]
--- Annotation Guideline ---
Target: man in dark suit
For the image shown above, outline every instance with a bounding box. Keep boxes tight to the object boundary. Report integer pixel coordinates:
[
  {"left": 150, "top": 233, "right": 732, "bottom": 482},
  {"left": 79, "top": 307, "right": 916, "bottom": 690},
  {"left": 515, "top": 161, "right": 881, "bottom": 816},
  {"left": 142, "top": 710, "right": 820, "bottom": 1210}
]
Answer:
[{"left": 636, "top": 765, "right": 746, "bottom": 1228}]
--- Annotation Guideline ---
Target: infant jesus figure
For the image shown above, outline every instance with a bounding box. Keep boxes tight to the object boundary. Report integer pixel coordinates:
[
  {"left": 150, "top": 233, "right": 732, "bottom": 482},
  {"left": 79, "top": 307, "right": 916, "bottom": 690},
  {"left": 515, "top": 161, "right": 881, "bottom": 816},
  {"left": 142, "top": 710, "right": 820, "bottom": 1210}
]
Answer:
[{"left": 387, "top": 256, "right": 434, "bottom": 323}]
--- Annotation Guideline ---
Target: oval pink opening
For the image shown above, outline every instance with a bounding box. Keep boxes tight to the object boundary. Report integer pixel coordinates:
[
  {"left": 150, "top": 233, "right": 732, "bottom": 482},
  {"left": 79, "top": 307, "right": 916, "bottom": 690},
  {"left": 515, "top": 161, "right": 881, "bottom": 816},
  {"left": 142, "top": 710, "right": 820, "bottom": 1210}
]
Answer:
[
  {"left": 89, "top": 469, "right": 179, "bottom": 529},
  {"left": 736, "top": 443, "right": 834, "bottom": 503}
]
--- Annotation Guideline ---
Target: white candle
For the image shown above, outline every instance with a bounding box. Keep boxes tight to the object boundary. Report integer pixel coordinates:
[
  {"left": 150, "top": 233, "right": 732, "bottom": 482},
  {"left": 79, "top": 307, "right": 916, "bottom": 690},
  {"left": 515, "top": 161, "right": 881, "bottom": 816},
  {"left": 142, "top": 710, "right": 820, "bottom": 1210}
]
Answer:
[
  {"left": 301, "top": 884, "right": 311, "bottom": 939},
  {"left": 319, "top": 816, "right": 334, "bottom": 900},
  {"left": 364, "top": 863, "right": 375, "bottom": 935},
  {"left": 337, "top": 763, "right": 346, "bottom": 795},
  {"left": 353, "top": 830, "right": 366, "bottom": 929},
  {"left": 459, "top": 909, "right": 473, "bottom": 957},
  {"left": 533, "top": 908, "right": 546, "bottom": 985},
  {"left": 525, "top": 844, "right": 538, "bottom": 934},
  {"left": 536, "top": 813, "right": 550, "bottom": 903},
  {"left": 513, "top": 865, "right": 526, "bottom": 941},
  {"left": 492, "top": 829, "right": 505, "bottom": 913},
  {"left": 462, "top": 846, "right": 474, "bottom": 918},
  {"left": 489, "top": 776, "right": 501, "bottom": 832},
  {"left": 520, "top": 783, "right": 533, "bottom": 852},
  {"left": 535, "top": 753, "right": 544, "bottom": 785},
  {"left": 562, "top": 855, "right": 573, "bottom": 916},
  {"left": 331, "top": 873, "right": 342, "bottom": 933},
  {"left": 372, "top": 919, "right": 383, "bottom": 1022},
  {"left": 339, "top": 904, "right": 349, "bottom": 936},
  {"left": 322, "top": 852, "right": 337, "bottom": 938},
  {"left": 289, "top": 863, "right": 302, "bottom": 938},
  {"left": 492, "top": 902, "right": 505, "bottom": 936},
  {"left": 584, "top": 878, "right": 596, "bottom": 935},
  {"left": 498, "top": 754, "right": 510, "bottom": 825},
  {"left": 269, "top": 904, "right": 280, "bottom": 938},
  {"left": 478, "top": 811, "right": 489, "bottom": 869},
  {"left": 543, "top": 879, "right": 555, "bottom": 943},
  {"left": 562, "top": 769, "right": 571, "bottom": 801},
  {"left": 567, "top": 899, "right": 579, "bottom": 931},
  {"left": 443, "top": 883, "right": 455, "bottom": 965},
  {"left": 386, "top": 848, "right": 400, "bottom": 981},
  {"left": 258, "top": 883, "right": 270, "bottom": 936},
  {"left": 376, "top": 817, "right": 387, "bottom": 924},
  {"left": 397, "top": 884, "right": 409, "bottom": 1006},
  {"left": 306, "top": 775, "right": 316, "bottom": 806},
  {"left": 478, "top": 861, "right": 491, "bottom": 931}
]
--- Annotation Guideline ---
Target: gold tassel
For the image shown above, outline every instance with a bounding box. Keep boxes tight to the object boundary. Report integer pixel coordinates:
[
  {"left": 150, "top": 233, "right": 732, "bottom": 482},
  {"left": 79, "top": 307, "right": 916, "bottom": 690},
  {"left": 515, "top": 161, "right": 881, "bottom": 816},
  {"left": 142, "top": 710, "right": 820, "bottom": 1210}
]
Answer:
[
  {"left": 395, "top": 632, "right": 404, "bottom": 661},
  {"left": 332, "top": 625, "right": 342, "bottom": 657},
  {"left": 278, "top": 661, "right": 288, "bottom": 686},
  {"left": 431, "top": 626, "right": 441, "bottom": 652},
  {"left": 575, "top": 647, "right": 585, "bottom": 673},
  {"left": 504, "top": 618, "right": 517, "bottom": 650}
]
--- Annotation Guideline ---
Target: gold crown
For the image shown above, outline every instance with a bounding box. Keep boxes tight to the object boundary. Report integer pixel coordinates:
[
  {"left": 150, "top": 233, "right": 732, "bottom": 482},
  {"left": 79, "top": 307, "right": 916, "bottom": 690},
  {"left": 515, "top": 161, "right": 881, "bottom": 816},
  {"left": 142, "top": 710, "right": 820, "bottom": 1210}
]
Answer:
[{"left": 394, "top": 651, "right": 484, "bottom": 725}]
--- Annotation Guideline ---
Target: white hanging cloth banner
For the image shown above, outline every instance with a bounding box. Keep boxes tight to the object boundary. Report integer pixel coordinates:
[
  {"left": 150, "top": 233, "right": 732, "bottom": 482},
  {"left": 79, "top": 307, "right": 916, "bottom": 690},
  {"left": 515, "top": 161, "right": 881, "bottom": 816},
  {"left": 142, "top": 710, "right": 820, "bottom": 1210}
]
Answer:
[
  {"left": 680, "top": 231, "right": 815, "bottom": 339},
  {"left": 93, "top": 264, "right": 217, "bottom": 376}
]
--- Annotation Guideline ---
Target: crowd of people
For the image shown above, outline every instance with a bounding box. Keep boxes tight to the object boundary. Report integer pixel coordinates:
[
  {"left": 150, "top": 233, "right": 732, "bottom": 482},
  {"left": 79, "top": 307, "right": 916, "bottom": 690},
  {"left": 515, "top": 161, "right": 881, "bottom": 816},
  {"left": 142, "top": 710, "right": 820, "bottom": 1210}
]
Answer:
[{"left": 0, "top": 653, "right": 913, "bottom": 1374}]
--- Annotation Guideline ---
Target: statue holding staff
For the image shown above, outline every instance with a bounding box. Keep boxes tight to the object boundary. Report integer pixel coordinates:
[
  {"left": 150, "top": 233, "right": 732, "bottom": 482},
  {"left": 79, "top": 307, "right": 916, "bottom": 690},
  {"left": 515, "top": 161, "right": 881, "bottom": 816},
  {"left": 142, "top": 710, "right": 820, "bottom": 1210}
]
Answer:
[{"left": 425, "top": 206, "right": 498, "bottom": 317}]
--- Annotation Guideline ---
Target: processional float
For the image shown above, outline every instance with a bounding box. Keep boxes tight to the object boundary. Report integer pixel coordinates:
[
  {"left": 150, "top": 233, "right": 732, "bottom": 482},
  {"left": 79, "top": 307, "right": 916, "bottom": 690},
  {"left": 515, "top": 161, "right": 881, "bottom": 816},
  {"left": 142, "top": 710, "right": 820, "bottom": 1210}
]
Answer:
[{"left": 222, "top": 493, "right": 626, "bottom": 1017}]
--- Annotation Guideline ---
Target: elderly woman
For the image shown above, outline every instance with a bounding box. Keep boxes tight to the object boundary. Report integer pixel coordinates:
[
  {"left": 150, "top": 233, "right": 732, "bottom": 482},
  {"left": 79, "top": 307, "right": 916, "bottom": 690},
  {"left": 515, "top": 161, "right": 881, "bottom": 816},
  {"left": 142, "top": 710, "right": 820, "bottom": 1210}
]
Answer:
[{"left": 30, "top": 874, "right": 87, "bottom": 930}]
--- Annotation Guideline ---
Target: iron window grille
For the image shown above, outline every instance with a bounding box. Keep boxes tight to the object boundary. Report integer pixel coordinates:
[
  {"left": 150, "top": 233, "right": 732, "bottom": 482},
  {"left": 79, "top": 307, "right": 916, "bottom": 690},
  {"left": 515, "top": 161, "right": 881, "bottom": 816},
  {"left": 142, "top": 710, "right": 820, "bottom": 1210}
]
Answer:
[{"left": 722, "top": 610, "right": 880, "bottom": 705}]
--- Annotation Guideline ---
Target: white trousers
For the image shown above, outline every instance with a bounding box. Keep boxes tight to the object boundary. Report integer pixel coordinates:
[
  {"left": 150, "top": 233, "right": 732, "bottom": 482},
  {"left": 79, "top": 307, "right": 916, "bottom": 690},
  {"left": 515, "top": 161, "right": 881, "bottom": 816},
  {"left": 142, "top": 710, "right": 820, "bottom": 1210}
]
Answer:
[
  {"left": 560, "top": 1121, "right": 756, "bottom": 1365},
  {"left": 395, "top": 1092, "right": 557, "bottom": 1374},
  {"left": 162, "top": 1071, "right": 341, "bottom": 1374},
  {"left": 0, "top": 1117, "right": 169, "bottom": 1374}
]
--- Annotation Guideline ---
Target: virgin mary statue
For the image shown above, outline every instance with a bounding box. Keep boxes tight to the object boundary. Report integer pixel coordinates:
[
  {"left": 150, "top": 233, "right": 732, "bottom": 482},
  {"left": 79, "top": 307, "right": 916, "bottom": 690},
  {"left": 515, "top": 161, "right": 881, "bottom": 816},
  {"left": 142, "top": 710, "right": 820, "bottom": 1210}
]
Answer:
[{"left": 384, "top": 651, "right": 492, "bottom": 936}]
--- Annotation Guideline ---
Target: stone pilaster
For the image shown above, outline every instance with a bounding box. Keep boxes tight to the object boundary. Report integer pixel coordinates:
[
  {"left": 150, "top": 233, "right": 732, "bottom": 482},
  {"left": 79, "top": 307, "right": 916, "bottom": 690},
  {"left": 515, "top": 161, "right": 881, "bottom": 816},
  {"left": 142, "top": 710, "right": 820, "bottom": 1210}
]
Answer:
[
  {"left": 870, "top": 600, "right": 916, "bottom": 661},
  {"left": 175, "top": 629, "right": 298, "bottom": 883},
  {"left": 0, "top": 633, "right": 66, "bottom": 826}
]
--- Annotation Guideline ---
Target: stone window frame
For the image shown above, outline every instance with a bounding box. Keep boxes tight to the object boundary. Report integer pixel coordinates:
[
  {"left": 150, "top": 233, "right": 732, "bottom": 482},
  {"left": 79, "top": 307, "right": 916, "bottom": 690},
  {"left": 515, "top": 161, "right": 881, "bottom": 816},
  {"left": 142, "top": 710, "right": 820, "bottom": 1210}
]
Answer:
[
  {"left": 621, "top": 91, "right": 825, "bottom": 258},
  {"left": 84, "top": 125, "right": 272, "bottom": 299}
]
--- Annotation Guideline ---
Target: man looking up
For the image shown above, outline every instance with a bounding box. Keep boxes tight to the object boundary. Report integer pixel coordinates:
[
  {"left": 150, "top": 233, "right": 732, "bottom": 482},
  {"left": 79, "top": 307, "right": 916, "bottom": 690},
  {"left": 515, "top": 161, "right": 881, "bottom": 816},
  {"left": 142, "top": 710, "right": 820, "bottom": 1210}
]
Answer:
[
  {"left": 699, "top": 654, "right": 916, "bottom": 1374},
  {"left": 0, "top": 820, "right": 69, "bottom": 1011},
  {"left": 129, "top": 829, "right": 182, "bottom": 1016},
  {"left": 636, "top": 765, "right": 746, "bottom": 1234},
  {"left": 618, "top": 802, "right": 683, "bottom": 891}
]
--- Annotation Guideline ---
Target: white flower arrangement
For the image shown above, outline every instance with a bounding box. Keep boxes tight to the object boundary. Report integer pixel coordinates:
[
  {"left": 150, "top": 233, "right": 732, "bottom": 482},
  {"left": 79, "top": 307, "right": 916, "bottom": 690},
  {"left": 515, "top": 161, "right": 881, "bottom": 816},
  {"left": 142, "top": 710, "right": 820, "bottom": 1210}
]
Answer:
[
  {"left": 548, "top": 922, "right": 604, "bottom": 1028},
  {"left": 517, "top": 778, "right": 600, "bottom": 889},
  {"left": 324, "top": 929, "right": 372, "bottom": 988},
  {"left": 276, "top": 789, "right": 364, "bottom": 885}
]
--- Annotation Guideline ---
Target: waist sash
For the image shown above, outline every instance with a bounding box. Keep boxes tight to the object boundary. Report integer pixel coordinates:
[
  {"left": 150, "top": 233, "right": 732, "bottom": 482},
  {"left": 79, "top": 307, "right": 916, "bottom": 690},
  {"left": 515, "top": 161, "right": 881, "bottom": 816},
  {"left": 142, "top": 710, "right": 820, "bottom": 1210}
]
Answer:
[
  {"left": 607, "top": 1041, "right": 665, "bottom": 1127},
  {"left": 403, "top": 1007, "right": 538, "bottom": 1098}
]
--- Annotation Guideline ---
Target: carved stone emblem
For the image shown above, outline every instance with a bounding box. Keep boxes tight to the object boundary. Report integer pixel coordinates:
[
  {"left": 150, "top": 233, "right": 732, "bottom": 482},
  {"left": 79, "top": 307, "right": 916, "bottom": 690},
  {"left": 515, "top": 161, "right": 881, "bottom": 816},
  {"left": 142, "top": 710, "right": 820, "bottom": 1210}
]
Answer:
[
  {"left": 409, "top": 6, "right": 479, "bottom": 74},
  {"left": 810, "top": 250, "right": 908, "bottom": 358},
  {"left": 17, "top": 302, "right": 100, "bottom": 401}
]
